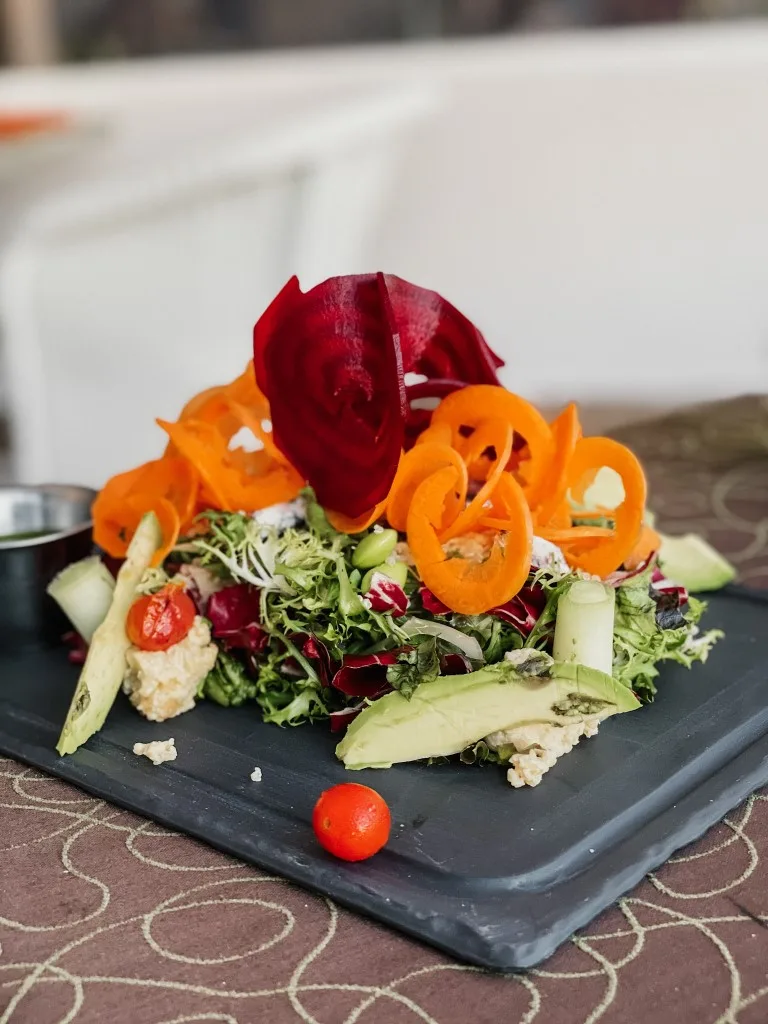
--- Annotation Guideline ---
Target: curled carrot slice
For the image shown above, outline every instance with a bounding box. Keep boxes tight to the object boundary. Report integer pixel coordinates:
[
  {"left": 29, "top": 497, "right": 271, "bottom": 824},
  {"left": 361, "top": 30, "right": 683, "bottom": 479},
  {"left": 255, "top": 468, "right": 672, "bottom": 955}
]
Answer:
[
  {"left": 411, "top": 466, "right": 532, "bottom": 614},
  {"left": 226, "top": 398, "right": 287, "bottom": 466},
  {"left": 539, "top": 526, "right": 615, "bottom": 544},
  {"left": 415, "top": 421, "right": 453, "bottom": 447},
  {"left": 475, "top": 471, "right": 533, "bottom": 532},
  {"left": 93, "top": 494, "right": 180, "bottom": 567},
  {"left": 167, "top": 361, "right": 289, "bottom": 467},
  {"left": 386, "top": 443, "right": 467, "bottom": 533},
  {"left": 431, "top": 385, "right": 555, "bottom": 508},
  {"left": 326, "top": 500, "right": 388, "bottom": 534},
  {"left": 570, "top": 467, "right": 600, "bottom": 506},
  {"left": 407, "top": 465, "right": 532, "bottom": 615},
  {"left": 562, "top": 437, "right": 647, "bottom": 577},
  {"left": 223, "top": 363, "right": 291, "bottom": 463},
  {"left": 136, "top": 457, "right": 198, "bottom": 530},
  {"left": 158, "top": 418, "right": 302, "bottom": 512},
  {"left": 624, "top": 524, "right": 661, "bottom": 570},
  {"left": 92, "top": 456, "right": 199, "bottom": 559},
  {"left": 439, "top": 418, "right": 513, "bottom": 543},
  {"left": 570, "top": 507, "right": 615, "bottom": 520},
  {"left": 534, "top": 402, "right": 581, "bottom": 527}
]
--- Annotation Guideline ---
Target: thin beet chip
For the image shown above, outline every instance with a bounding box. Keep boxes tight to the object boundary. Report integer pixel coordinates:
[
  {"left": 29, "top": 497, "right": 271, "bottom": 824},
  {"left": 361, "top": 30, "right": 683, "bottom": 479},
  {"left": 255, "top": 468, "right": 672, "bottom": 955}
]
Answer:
[
  {"left": 254, "top": 273, "right": 505, "bottom": 515},
  {"left": 253, "top": 273, "right": 406, "bottom": 518},
  {"left": 383, "top": 275, "right": 504, "bottom": 382}
]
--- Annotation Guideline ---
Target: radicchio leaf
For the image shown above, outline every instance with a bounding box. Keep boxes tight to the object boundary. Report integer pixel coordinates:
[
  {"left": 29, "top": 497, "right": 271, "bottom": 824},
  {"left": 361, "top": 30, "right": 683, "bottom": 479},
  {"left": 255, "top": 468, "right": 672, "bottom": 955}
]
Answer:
[
  {"left": 331, "top": 648, "right": 412, "bottom": 698},
  {"left": 207, "top": 584, "right": 268, "bottom": 654},
  {"left": 491, "top": 584, "right": 548, "bottom": 636},
  {"left": 365, "top": 573, "right": 408, "bottom": 616},
  {"left": 419, "top": 583, "right": 547, "bottom": 638},
  {"left": 419, "top": 586, "right": 450, "bottom": 615},
  {"left": 300, "top": 634, "right": 335, "bottom": 687},
  {"left": 440, "top": 652, "right": 473, "bottom": 675},
  {"left": 63, "top": 631, "right": 87, "bottom": 665},
  {"left": 605, "top": 553, "right": 657, "bottom": 588},
  {"left": 253, "top": 274, "right": 406, "bottom": 518},
  {"left": 329, "top": 705, "right": 366, "bottom": 733},
  {"left": 651, "top": 566, "right": 689, "bottom": 604}
]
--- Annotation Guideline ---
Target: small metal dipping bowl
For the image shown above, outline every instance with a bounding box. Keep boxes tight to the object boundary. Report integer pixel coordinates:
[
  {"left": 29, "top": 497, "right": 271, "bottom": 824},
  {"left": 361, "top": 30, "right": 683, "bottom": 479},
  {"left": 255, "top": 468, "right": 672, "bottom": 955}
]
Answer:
[{"left": 0, "top": 485, "right": 97, "bottom": 651}]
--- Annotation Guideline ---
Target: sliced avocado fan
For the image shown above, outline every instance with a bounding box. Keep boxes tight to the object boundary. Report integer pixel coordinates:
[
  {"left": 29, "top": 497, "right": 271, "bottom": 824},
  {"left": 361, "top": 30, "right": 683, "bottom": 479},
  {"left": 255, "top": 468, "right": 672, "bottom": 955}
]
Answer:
[{"left": 336, "top": 654, "right": 640, "bottom": 771}]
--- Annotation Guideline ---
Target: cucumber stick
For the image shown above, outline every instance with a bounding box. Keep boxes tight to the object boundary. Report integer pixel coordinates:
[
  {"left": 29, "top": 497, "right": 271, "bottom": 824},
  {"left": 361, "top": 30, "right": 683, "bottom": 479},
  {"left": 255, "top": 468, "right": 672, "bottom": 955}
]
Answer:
[
  {"left": 56, "top": 512, "right": 163, "bottom": 756},
  {"left": 47, "top": 555, "right": 116, "bottom": 644},
  {"left": 553, "top": 580, "right": 616, "bottom": 676}
]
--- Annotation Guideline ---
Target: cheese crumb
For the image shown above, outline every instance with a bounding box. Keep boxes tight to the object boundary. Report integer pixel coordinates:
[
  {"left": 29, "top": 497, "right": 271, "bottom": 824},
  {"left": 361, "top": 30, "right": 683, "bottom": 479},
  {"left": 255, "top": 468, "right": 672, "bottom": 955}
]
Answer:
[
  {"left": 250, "top": 767, "right": 262, "bottom": 782},
  {"left": 251, "top": 498, "right": 305, "bottom": 532},
  {"left": 485, "top": 719, "right": 601, "bottom": 789},
  {"left": 133, "top": 739, "right": 177, "bottom": 766},
  {"left": 123, "top": 616, "right": 218, "bottom": 722},
  {"left": 531, "top": 536, "right": 569, "bottom": 577}
]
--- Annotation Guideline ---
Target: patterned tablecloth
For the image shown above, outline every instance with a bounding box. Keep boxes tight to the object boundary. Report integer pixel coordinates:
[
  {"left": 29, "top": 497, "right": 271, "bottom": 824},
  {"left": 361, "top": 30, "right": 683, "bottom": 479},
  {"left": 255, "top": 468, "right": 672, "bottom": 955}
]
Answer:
[{"left": 2, "top": 397, "right": 768, "bottom": 1024}]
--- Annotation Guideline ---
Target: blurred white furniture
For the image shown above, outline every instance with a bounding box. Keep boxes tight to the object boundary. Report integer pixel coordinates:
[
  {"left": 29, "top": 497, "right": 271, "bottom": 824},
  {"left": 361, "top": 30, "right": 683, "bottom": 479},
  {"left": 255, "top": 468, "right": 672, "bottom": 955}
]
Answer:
[
  {"left": 0, "top": 87, "right": 439, "bottom": 486},
  {"left": 1, "top": 23, "right": 767, "bottom": 435},
  {"left": 0, "top": 120, "right": 101, "bottom": 428}
]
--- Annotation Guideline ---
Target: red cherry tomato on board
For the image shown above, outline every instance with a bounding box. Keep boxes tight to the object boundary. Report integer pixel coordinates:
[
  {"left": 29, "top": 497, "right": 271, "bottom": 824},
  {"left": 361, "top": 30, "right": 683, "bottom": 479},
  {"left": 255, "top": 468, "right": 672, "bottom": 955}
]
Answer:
[
  {"left": 126, "top": 585, "right": 196, "bottom": 652},
  {"left": 312, "top": 783, "right": 391, "bottom": 862}
]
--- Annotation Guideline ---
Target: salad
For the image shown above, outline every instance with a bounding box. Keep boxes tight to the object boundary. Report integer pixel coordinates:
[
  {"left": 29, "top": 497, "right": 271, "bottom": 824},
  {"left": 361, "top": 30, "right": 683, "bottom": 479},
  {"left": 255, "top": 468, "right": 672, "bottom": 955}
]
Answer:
[{"left": 48, "top": 273, "right": 735, "bottom": 789}]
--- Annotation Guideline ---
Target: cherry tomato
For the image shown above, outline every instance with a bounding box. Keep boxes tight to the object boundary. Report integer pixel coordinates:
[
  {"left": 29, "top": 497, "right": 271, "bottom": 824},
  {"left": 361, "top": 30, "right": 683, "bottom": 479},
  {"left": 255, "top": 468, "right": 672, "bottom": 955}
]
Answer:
[
  {"left": 312, "top": 783, "right": 391, "bottom": 862},
  {"left": 126, "top": 585, "right": 196, "bottom": 652}
]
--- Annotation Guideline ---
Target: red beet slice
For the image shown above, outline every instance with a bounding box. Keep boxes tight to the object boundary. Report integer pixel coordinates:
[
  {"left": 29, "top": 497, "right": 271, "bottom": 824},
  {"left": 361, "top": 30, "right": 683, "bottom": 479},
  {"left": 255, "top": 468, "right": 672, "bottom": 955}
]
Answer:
[{"left": 254, "top": 273, "right": 406, "bottom": 518}]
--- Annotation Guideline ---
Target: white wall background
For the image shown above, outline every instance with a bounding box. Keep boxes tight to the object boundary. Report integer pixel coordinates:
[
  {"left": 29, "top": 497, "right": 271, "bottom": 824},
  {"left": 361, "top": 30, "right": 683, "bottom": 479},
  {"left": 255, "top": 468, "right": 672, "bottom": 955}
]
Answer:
[{"left": 1, "top": 22, "right": 767, "bottom": 458}]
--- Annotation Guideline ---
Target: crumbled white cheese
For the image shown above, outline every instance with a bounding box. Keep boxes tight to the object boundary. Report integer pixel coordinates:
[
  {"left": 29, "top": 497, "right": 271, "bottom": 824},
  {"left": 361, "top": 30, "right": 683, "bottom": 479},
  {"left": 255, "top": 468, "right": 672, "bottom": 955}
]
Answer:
[
  {"left": 178, "top": 563, "right": 225, "bottom": 607},
  {"left": 531, "top": 536, "right": 569, "bottom": 577},
  {"left": 123, "top": 616, "right": 218, "bottom": 723},
  {"left": 251, "top": 498, "right": 306, "bottom": 532},
  {"left": 442, "top": 531, "right": 493, "bottom": 564},
  {"left": 250, "top": 767, "right": 262, "bottom": 782},
  {"left": 485, "top": 719, "right": 601, "bottom": 789},
  {"left": 394, "top": 541, "right": 415, "bottom": 567},
  {"left": 133, "top": 738, "right": 177, "bottom": 766},
  {"left": 504, "top": 648, "right": 548, "bottom": 671}
]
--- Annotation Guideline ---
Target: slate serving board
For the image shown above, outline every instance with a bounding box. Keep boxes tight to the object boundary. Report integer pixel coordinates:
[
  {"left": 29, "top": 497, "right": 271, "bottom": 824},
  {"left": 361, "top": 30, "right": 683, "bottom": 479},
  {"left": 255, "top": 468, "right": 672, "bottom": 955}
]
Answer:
[{"left": 0, "top": 586, "right": 766, "bottom": 970}]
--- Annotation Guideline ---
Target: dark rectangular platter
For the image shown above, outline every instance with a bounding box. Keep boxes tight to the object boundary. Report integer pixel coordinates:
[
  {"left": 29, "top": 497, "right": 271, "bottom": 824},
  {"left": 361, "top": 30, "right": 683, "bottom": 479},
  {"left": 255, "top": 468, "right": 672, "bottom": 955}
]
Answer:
[{"left": 0, "top": 586, "right": 766, "bottom": 970}]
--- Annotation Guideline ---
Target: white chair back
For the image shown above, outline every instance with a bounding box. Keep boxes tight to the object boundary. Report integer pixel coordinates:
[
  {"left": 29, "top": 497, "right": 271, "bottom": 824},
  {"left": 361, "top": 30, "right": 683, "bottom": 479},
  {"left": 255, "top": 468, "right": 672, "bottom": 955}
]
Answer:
[{"left": 0, "top": 87, "right": 439, "bottom": 487}]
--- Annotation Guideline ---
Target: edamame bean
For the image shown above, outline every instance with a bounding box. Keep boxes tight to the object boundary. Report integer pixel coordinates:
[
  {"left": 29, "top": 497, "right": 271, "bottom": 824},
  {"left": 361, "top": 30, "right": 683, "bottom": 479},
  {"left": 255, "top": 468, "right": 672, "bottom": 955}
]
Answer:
[
  {"left": 361, "top": 560, "right": 409, "bottom": 593},
  {"left": 351, "top": 529, "right": 398, "bottom": 569}
]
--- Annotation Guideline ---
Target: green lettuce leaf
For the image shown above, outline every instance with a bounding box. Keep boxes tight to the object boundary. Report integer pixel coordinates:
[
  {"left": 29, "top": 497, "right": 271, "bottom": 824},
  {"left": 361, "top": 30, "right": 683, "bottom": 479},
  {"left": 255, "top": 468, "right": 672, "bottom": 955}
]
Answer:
[
  {"left": 198, "top": 648, "right": 258, "bottom": 708},
  {"left": 612, "top": 570, "right": 722, "bottom": 701},
  {"left": 386, "top": 638, "right": 440, "bottom": 699}
]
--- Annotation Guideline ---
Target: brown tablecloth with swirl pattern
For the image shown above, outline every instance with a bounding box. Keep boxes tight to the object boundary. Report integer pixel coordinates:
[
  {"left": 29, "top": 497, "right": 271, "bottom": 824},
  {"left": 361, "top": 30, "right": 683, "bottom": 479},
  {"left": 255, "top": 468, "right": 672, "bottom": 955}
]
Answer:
[{"left": 3, "top": 396, "right": 768, "bottom": 1024}]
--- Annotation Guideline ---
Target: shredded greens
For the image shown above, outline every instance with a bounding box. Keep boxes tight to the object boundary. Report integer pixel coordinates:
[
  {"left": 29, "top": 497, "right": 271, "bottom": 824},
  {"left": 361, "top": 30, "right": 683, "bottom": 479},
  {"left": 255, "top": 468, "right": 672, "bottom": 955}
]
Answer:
[
  {"left": 178, "top": 499, "right": 722, "bottom": 726},
  {"left": 612, "top": 568, "right": 722, "bottom": 701},
  {"left": 185, "top": 504, "right": 409, "bottom": 724}
]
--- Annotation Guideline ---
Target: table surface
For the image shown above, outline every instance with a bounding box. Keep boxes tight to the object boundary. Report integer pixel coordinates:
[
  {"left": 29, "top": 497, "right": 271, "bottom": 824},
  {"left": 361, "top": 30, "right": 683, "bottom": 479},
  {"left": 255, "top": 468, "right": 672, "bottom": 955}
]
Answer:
[{"left": 1, "top": 395, "right": 767, "bottom": 1024}]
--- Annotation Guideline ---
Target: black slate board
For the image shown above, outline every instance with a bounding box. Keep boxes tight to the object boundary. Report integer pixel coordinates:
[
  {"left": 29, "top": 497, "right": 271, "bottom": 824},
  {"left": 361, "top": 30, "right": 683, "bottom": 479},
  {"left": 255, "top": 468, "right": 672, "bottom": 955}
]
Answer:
[{"left": 0, "top": 587, "right": 766, "bottom": 970}]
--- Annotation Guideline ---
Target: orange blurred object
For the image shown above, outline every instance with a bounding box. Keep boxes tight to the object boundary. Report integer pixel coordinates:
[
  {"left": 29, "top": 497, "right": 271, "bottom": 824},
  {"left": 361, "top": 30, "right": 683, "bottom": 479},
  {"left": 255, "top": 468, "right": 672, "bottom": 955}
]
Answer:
[{"left": 0, "top": 111, "right": 69, "bottom": 140}]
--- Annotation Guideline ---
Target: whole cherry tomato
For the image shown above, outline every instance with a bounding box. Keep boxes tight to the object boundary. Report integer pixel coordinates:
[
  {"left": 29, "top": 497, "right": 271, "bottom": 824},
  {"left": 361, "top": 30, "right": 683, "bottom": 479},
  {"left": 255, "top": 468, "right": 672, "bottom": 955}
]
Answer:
[
  {"left": 312, "top": 783, "right": 391, "bottom": 862},
  {"left": 126, "top": 585, "right": 196, "bottom": 652}
]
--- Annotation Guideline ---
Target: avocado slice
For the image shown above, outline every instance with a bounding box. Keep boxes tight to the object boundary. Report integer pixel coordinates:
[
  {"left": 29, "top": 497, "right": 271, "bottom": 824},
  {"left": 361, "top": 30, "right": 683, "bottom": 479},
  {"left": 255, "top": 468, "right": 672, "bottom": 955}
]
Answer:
[
  {"left": 56, "top": 512, "right": 163, "bottom": 755},
  {"left": 657, "top": 532, "right": 736, "bottom": 592},
  {"left": 336, "top": 656, "right": 640, "bottom": 770}
]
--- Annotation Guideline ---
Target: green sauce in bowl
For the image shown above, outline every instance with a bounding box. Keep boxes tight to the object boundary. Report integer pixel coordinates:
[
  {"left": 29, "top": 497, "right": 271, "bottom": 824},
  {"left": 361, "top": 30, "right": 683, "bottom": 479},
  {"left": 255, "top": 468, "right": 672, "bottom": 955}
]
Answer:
[{"left": 0, "top": 529, "right": 57, "bottom": 543}]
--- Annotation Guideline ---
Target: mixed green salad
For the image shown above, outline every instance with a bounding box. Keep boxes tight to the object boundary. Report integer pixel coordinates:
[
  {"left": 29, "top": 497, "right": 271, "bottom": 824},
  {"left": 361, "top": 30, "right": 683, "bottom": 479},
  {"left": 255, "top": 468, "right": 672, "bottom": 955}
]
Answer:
[{"left": 47, "top": 272, "right": 735, "bottom": 788}]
